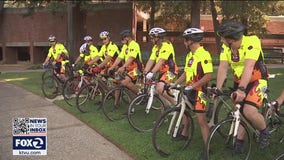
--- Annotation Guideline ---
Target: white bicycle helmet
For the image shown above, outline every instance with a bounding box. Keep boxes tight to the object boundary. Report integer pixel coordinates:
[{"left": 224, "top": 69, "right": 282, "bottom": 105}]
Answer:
[
  {"left": 48, "top": 35, "right": 56, "bottom": 42},
  {"left": 183, "top": 28, "right": 204, "bottom": 42},
  {"left": 84, "top": 35, "right": 93, "bottom": 41},
  {"left": 79, "top": 43, "right": 88, "bottom": 54},
  {"left": 99, "top": 31, "right": 110, "bottom": 39},
  {"left": 149, "top": 27, "right": 166, "bottom": 37}
]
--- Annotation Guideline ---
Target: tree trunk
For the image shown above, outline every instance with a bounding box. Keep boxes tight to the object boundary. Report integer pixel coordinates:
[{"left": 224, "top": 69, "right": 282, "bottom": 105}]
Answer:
[
  {"left": 190, "top": 0, "right": 200, "bottom": 28},
  {"left": 0, "top": 1, "right": 4, "bottom": 43},
  {"left": 149, "top": 0, "right": 155, "bottom": 29},
  {"left": 73, "top": 2, "right": 86, "bottom": 60},
  {"left": 67, "top": 1, "right": 86, "bottom": 62},
  {"left": 0, "top": 1, "right": 4, "bottom": 12},
  {"left": 67, "top": 1, "right": 74, "bottom": 62},
  {"left": 210, "top": 0, "right": 222, "bottom": 54}
]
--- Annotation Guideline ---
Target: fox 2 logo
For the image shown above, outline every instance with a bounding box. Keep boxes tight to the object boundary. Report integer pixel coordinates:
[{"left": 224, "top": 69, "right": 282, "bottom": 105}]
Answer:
[{"left": 13, "top": 136, "right": 46, "bottom": 150}]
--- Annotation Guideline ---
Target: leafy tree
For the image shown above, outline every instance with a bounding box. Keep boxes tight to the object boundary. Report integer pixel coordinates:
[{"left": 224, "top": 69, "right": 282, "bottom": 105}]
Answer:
[
  {"left": 219, "top": 1, "right": 272, "bottom": 37},
  {"left": 210, "top": 0, "right": 222, "bottom": 54},
  {"left": 135, "top": 1, "right": 205, "bottom": 31},
  {"left": 0, "top": 1, "right": 4, "bottom": 12},
  {"left": 269, "top": 1, "right": 284, "bottom": 15}
]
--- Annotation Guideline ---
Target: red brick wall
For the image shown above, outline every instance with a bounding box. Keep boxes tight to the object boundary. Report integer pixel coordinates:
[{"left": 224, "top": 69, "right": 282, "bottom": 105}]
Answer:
[
  {"left": 0, "top": 7, "right": 283, "bottom": 64},
  {"left": 86, "top": 8, "right": 133, "bottom": 47},
  {"left": 1, "top": 9, "right": 67, "bottom": 44}
]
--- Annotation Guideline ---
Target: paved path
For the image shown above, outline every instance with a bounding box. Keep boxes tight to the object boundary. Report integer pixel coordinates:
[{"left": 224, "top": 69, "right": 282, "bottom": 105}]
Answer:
[{"left": 0, "top": 81, "right": 134, "bottom": 160}]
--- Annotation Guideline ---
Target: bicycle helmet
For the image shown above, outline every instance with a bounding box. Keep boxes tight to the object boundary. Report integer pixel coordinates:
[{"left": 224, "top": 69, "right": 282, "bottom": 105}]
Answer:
[
  {"left": 182, "top": 28, "right": 204, "bottom": 42},
  {"left": 48, "top": 35, "right": 56, "bottom": 42},
  {"left": 217, "top": 20, "right": 245, "bottom": 40},
  {"left": 99, "top": 31, "right": 110, "bottom": 39},
  {"left": 149, "top": 27, "right": 166, "bottom": 37},
  {"left": 120, "top": 29, "right": 132, "bottom": 39},
  {"left": 84, "top": 35, "right": 93, "bottom": 41},
  {"left": 79, "top": 43, "right": 89, "bottom": 54}
]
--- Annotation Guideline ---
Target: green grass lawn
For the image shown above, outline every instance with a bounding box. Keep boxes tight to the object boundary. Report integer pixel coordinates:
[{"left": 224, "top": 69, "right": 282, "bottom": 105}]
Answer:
[{"left": 0, "top": 67, "right": 283, "bottom": 160}]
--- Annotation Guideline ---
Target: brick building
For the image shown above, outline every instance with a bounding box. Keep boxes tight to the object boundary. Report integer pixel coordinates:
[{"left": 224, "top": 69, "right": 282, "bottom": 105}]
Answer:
[{"left": 0, "top": 3, "right": 283, "bottom": 64}]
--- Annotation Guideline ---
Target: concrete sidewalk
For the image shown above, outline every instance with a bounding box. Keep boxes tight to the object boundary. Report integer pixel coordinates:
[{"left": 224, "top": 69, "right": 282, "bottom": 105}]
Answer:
[{"left": 0, "top": 81, "right": 134, "bottom": 160}]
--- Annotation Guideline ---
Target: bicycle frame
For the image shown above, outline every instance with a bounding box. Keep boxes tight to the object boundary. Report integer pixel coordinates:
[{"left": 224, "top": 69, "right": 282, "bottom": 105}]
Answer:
[
  {"left": 168, "top": 86, "right": 235, "bottom": 138},
  {"left": 167, "top": 86, "right": 194, "bottom": 138},
  {"left": 207, "top": 95, "right": 231, "bottom": 128},
  {"left": 226, "top": 99, "right": 280, "bottom": 146},
  {"left": 145, "top": 81, "right": 157, "bottom": 114}
]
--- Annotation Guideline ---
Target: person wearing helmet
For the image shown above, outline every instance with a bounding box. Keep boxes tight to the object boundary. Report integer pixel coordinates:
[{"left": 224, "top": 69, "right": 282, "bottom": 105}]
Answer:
[
  {"left": 43, "top": 35, "right": 70, "bottom": 81},
  {"left": 73, "top": 35, "right": 100, "bottom": 72},
  {"left": 92, "top": 31, "right": 120, "bottom": 75},
  {"left": 172, "top": 27, "right": 213, "bottom": 158},
  {"left": 108, "top": 29, "right": 143, "bottom": 95},
  {"left": 144, "top": 27, "right": 179, "bottom": 106},
  {"left": 215, "top": 20, "right": 269, "bottom": 152}
]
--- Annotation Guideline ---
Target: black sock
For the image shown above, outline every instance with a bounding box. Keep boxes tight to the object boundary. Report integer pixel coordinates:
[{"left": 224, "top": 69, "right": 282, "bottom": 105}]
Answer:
[
  {"left": 236, "top": 138, "right": 244, "bottom": 144},
  {"left": 260, "top": 127, "right": 269, "bottom": 135}
]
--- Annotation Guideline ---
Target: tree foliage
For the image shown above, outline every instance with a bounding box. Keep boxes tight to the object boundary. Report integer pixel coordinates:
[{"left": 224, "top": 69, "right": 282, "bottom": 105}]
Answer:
[
  {"left": 135, "top": 1, "right": 210, "bottom": 31},
  {"left": 219, "top": 1, "right": 278, "bottom": 37},
  {"left": 135, "top": 0, "right": 284, "bottom": 37}
]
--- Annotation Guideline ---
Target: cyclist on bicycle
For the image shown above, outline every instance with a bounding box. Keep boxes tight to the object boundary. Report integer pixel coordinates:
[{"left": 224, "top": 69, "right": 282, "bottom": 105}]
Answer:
[
  {"left": 42, "top": 35, "right": 69, "bottom": 81},
  {"left": 75, "top": 44, "right": 96, "bottom": 75},
  {"left": 92, "top": 31, "right": 120, "bottom": 75},
  {"left": 173, "top": 28, "right": 213, "bottom": 158},
  {"left": 144, "top": 27, "right": 178, "bottom": 106},
  {"left": 108, "top": 29, "right": 143, "bottom": 95},
  {"left": 215, "top": 20, "right": 269, "bottom": 151},
  {"left": 73, "top": 36, "right": 101, "bottom": 73}
]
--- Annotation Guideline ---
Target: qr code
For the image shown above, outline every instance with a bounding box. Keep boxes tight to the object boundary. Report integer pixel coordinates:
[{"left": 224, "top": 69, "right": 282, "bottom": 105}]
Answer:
[{"left": 13, "top": 118, "right": 30, "bottom": 135}]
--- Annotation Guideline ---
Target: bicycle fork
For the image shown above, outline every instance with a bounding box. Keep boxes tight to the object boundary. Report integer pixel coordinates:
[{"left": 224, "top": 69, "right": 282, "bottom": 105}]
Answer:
[
  {"left": 228, "top": 104, "right": 241, "bottom": 145},
  {"left": 145, "top": 85, "right": 155, "bottom": 114},
  {"left": 167, "top": 103, "right": 186, "bottom": 138},
  {"left": 207, "top": 99, "right": 218, "bottom": 128}
]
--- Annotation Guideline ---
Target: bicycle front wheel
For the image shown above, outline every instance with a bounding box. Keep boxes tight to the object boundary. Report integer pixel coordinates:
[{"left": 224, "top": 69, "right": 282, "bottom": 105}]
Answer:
[
  {"left": 41, "top": 75, "right": 59, "bottom": 99},
  {"left": 274, "top": 152, "right": 284, "bottom": 160},
  {"left": 102, "top": 86, "right": 132, "bottom": 121},
  {"left": 206, "top": 118, "right": 252, "bottom": 160},
  {"left": 76, "top": 83, "right": 104, "bottom": 113},
  {"left": 152, "top": 107, "right": 194, "bottom": 157},
  {"left": 62, "top": 76, "right": 83, "bottom": 106},
  {"left": 42, "top": 69, "right": 53, "bottom": 81},
  {"left": 128, "top": 93, "right": 165, "bottom": 132}
]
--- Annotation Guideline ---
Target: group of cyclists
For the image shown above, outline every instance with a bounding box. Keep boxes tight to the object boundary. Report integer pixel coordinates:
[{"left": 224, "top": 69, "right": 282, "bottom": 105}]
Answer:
[{"left": 42, "top": 20, "right": 283, "bottom": 160}]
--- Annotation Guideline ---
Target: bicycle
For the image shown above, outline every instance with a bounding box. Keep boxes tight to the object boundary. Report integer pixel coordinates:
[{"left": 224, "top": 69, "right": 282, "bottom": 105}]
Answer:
[
  {"left": 274, "top": 151, "right": 284, "bottom": 160},
  {"left": 127, "top": 77, "right": 172, "bottom": 132},
  {"left": 41, "top": 64, "right": 67, "bottom": 99},
  {"left": 205, "top": 90, "right": 284, "bottom": 160},
  {"left": 62, "top": 67, "right": 97, "bottom": 107},
  {"left": 41, "top": 62, "right": 54, "bottom": 81},
  {"left": 101, "top": 72, "right": 137, "bottom": 121},
  {"left": 151, "top": 85, "right": 195, "bottom": 157},
  {"left": 151, "top": 85, "right": 234, "bottom": 157}
]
